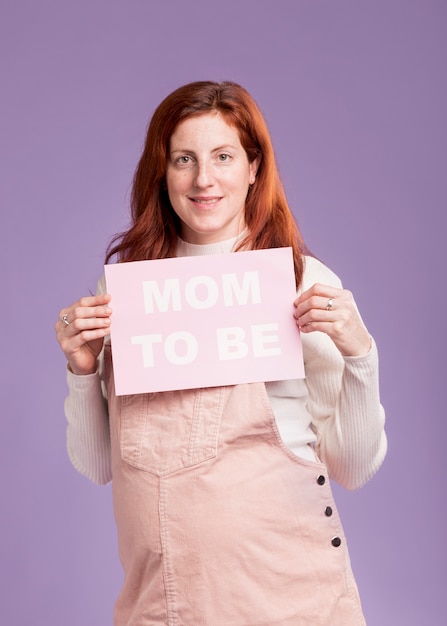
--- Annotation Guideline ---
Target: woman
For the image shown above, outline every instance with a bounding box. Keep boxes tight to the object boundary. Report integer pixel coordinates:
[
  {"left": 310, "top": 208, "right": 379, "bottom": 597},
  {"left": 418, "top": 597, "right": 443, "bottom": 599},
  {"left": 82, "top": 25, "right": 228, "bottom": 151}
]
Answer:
[{"left": 56, "top": 81, "right": 387, "bottom": 625}]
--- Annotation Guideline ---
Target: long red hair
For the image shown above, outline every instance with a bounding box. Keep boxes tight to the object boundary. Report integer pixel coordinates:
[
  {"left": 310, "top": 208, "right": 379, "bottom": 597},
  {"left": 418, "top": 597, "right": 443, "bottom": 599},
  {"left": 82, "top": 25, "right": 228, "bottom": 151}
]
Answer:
[{"left": 106, "top": 81, "right": 307, "bottom": 286}]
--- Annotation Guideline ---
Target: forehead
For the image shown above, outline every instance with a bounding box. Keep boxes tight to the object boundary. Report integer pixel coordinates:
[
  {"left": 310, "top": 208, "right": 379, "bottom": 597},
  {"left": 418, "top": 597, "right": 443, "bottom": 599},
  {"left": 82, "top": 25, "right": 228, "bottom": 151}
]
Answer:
[{"left": 169, "top": 112, "right": 242, "bottom": 149}]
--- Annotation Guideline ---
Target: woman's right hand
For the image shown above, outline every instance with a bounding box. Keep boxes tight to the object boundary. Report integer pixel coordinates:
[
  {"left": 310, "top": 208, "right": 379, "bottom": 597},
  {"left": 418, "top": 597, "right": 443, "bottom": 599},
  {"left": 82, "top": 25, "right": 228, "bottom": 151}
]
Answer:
[{"left": 55, "top": 294, "right": 112, "bottom": 375}]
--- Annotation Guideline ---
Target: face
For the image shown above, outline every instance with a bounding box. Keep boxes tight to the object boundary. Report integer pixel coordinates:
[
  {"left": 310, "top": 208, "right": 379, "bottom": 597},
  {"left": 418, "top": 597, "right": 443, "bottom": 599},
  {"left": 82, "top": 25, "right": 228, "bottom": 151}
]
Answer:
[{"left": 166, "top": 112, "right": 259, "bottom": 245}]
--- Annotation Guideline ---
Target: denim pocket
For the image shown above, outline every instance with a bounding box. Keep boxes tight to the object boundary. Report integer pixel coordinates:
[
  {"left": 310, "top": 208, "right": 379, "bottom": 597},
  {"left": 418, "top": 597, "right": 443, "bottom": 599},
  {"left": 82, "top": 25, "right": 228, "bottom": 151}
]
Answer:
[{"left": 118, "top": 386, "right": 226, "bottom": 476}]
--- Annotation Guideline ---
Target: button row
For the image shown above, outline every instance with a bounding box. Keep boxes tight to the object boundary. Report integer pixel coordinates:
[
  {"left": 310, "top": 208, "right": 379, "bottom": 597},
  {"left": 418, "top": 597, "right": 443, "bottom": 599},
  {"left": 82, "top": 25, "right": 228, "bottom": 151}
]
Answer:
[{"left": 316, "top": 475, "right": 341, "bottom": 547}]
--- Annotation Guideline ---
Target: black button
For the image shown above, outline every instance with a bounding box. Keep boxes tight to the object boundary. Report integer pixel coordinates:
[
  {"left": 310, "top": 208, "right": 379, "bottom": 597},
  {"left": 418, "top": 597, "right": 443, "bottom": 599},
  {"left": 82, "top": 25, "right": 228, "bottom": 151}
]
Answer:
[
  {"left": 317, "top": 475, "right": 326, "bottom": 485},
  {"left": 325, "top": 506, "right": 333, "bottom": 517},
  {"left": 331, "top": 537, "right": 342, "bottom": 547}
]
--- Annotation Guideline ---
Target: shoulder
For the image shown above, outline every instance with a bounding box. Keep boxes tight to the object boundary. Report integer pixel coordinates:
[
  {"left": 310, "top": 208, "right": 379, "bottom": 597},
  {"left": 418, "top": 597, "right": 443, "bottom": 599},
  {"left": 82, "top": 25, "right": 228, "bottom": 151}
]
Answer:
[{"left": 300, "top": 255, "right": 343, "bottom": 293}]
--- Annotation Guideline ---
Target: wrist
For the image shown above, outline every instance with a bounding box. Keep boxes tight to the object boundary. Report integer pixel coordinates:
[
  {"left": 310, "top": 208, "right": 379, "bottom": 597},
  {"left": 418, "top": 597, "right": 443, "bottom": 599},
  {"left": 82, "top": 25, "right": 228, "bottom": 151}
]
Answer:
[
  {"left": 341, "top": 333, "right": 372, "bottom": 358},
  {"left": 68, "top": 362, "right": 98, "bottom": 376}
]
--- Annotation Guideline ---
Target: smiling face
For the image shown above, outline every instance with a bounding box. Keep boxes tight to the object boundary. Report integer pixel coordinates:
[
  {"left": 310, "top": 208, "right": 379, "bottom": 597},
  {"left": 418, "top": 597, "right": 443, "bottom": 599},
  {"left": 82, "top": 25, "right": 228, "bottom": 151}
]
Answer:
[{"left": 166, "top": 112, "right": 259, "bottom": 245}]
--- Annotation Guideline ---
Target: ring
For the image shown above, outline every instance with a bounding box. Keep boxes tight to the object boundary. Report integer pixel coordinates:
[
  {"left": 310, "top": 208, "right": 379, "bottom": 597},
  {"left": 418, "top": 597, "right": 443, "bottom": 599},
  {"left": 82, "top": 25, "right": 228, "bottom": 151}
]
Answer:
[
  {"left": 326, "top": 298, "right": 334, "bottom": 311},
  {"left": 61, "top": 314, "right": 70, "bottom": 326}
]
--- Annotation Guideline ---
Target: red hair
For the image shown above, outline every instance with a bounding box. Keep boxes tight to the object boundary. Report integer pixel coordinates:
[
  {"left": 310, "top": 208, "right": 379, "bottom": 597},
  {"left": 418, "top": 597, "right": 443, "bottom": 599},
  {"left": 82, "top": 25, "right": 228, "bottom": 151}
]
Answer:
[{"left": 106, "top": 81, "right": 307, "bottom": 286}]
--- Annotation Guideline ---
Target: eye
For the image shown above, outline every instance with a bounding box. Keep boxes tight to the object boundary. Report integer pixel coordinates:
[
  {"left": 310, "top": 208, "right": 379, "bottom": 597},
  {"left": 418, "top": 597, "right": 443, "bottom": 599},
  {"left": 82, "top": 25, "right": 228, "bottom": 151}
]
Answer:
[
  {"left": 175, "top": 155, "right": 193, "bottom": 165},
  {"left": 217, "top": 153, "right": 231, "bottom": 162}
]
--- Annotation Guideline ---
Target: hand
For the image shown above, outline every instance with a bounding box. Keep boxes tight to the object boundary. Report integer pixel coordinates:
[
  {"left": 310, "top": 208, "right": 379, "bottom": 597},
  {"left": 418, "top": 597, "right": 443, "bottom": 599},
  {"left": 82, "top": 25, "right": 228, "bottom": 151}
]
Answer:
[
  {"left": 294, "top": 283, "right": 371, "bottom": 357},
  {"left": 55, "top": 294, "right": 112, "bottom": 375}
]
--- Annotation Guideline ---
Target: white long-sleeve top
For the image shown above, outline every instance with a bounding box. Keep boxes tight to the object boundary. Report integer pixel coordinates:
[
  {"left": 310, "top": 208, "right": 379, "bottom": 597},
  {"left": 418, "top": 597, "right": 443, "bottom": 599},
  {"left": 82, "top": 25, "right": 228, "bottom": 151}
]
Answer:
[{"left": 65, "top": 240, "right": 387, "bottom": 490}]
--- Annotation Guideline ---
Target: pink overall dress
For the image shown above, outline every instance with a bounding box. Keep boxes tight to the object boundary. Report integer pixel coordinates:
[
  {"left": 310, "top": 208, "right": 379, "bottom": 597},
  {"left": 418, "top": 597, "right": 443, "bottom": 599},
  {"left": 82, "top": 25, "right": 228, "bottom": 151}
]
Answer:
[{"left": 104, "top": 345, "right": 366, "bottom": 625}]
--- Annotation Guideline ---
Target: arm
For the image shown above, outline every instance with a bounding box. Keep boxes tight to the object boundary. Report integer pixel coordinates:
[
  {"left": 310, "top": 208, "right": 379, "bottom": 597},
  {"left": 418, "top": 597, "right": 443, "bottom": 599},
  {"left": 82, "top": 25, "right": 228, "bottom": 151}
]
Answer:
[
  {"left": 65, "top": 365, "right": 112, "bottom": 485},
  {"left": 56, "top": 276, "right": 113, "bottom": 485},
  {"left": 295, "top": 257, "right": 387, "bottom": 489}
]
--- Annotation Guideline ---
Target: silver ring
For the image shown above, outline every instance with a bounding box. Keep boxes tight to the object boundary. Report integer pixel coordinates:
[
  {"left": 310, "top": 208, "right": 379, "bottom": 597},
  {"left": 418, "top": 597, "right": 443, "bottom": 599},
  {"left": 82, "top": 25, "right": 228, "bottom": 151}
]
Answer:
[
  {"left": 61, "top": 314, "right": 70, "bottom": 326},
  {"left": 326, "top": 298, "right": 334, "bottom": 311}
]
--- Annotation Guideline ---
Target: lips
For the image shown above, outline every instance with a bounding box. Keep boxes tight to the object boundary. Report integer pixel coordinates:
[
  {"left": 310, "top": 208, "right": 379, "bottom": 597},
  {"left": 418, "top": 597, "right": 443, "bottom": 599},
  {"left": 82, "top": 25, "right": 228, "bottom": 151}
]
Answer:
[{"left": 189, "top": 196, "right": 222, "bottom": 207}]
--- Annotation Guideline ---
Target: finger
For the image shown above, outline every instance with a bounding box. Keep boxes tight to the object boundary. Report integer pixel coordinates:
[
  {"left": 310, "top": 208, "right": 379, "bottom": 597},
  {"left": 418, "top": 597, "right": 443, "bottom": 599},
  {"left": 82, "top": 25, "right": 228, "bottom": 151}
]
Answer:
[
  {"left": 56, "top": 313, "right": 112, "bottom": 348},
  {"left": 295, "top": 294, "right": 338, "bottom": 319},
  {"left": 298, "top": 320, "right": 335, "bottom": 334},
  {"left": 56, "top": 314, "right": 107, "bottom": 337},
  {"left": 76, "top": 294, "right": 112, "bottom": 307},
  {"left": 58, "top": 294, "right": 112, "bottom": 321},
  {"left": 71, "top": 303, "right": 112, "bottom": 322},
  {"left": 295, "top": 283, "right": 341, "bottom": 305},
  {"left": 58, "top": 301, "right": 112, "bottom": 328},
  {"left": 61, "top": 315, "right": 112, "bottom": 341},
  {"left": 295, "top": 309, "right": 337, "bottom": 329},
  {"left": 60, "top": 326, "right": 111, "bottom": 353}
]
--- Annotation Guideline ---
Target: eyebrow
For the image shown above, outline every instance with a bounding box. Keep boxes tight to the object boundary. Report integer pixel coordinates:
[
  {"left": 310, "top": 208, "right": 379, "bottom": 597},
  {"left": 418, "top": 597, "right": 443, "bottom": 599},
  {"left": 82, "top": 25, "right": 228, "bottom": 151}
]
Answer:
[{"left": 170, "top": 144, "right": 240, "bottom": 155}]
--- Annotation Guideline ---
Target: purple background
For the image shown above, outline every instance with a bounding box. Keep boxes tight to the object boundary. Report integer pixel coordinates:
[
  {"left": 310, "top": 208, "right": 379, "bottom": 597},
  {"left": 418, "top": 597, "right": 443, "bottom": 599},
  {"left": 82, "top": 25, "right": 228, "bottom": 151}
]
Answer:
[{"left": 1, "top": 1, "right": 445, "bottom": 624}]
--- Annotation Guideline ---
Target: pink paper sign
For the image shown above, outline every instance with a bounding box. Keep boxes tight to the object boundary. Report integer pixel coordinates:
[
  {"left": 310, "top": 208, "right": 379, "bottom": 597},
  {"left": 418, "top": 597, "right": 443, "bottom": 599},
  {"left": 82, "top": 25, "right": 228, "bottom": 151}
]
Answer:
[{"left": 104, "top": 247, "right": 304, "bottom": 395}]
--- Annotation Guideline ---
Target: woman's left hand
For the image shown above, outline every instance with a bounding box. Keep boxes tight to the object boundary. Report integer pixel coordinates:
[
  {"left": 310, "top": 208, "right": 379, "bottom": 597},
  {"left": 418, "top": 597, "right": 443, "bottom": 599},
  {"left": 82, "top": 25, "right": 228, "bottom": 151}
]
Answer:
[{"left": 294, "top": 283, "right": 371, "bottom": 357}]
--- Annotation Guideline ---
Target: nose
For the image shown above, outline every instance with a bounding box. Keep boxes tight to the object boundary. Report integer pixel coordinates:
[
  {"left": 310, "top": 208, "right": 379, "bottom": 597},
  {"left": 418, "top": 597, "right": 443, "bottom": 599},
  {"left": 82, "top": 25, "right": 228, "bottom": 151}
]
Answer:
[{"left": 193, "top": 160, "right": 214, "bottom": 188}]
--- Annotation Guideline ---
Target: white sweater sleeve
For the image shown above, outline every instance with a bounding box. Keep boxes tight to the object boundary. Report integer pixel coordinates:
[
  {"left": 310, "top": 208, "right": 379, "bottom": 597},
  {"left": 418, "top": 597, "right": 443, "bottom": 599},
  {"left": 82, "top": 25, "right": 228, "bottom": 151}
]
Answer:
[
  {"left": 301, "top": 256, "right": 387, "bottom": 489},
  {"left": 65, "top": 367, "right": 112, "bottom": 485},
  {"left": 64, "top": 274, "right": 112, "bottom": 485}
]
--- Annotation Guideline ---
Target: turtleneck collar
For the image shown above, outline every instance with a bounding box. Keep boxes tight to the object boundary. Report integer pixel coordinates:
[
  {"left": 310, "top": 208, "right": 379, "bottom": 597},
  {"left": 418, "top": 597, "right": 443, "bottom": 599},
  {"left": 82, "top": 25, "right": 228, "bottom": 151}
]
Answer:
[{"left": 176, "top": 229, "right": 249, "bottom": 257}]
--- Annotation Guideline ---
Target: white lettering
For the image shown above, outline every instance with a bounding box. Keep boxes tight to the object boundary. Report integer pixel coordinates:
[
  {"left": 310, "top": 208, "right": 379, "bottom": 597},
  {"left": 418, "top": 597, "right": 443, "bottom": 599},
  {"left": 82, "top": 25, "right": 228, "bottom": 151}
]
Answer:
[
  {"left": 164, "top": 331, "right": 198, "bottom": 365},
  {"left": 143, "top": 279, "right": 181, "bottom": 313},
  {"left": 131, "top": 332, "right": 198, "bottom": 367},
  {"left": 131, "top": 334, "right": 163, "bottom": 367},
  {"left": 251, "top": 324, "right": 281, "bottom": 357},
  {"left": 222, "top": 271, "right": 261, "bottom": 306},
  {"left": 184, "top": 276, "right": 219, "bottom": 310},
  {"left": 216, "top": 327, "right": 249, "bottom": 360},
  {"left": 143, "top": 271, "right": 262, "bottom": 313}
]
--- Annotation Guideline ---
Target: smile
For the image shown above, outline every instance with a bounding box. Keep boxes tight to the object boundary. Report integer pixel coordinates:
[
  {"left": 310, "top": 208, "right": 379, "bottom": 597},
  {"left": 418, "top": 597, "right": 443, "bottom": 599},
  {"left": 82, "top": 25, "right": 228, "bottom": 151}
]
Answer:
[{"left": 189, "top": 196, "right": 222, "bottom": 207}]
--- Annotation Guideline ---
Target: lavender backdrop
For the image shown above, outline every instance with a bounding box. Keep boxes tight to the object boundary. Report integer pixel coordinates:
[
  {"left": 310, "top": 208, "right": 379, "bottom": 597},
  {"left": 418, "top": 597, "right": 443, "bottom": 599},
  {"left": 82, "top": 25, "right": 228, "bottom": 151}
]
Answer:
[{"left": 1, "top": 1, "right": 445, "bottom": 624}]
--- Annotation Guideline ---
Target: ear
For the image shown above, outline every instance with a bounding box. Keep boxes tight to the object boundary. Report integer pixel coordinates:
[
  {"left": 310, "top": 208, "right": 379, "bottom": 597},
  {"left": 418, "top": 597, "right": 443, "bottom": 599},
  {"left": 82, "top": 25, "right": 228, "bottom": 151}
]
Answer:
[{"left": 249, "top": 156, "right": 261, "bottom": 184}]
